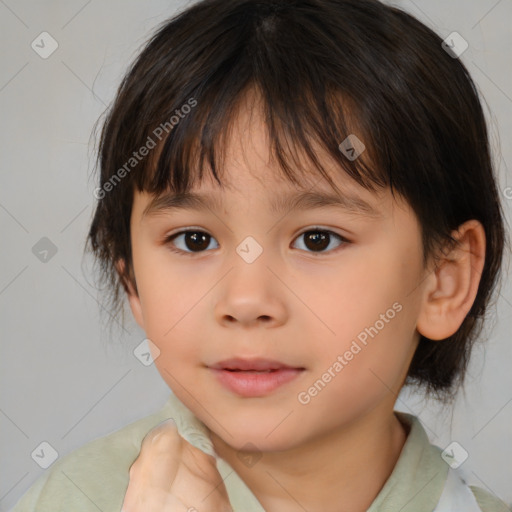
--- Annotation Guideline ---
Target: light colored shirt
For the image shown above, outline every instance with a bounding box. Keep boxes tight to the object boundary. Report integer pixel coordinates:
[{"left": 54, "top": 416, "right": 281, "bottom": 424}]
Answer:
[{"left": 11, "top": 393, "right": 510, "bottom": 512}]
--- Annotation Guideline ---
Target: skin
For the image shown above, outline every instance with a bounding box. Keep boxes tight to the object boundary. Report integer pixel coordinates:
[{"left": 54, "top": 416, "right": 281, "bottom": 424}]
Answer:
[
  {"left": 120, "top": 91, "right": 486, "bottom": 512},
  {"left": 122, "top": 419, "right": 232, "bottom": 511}
]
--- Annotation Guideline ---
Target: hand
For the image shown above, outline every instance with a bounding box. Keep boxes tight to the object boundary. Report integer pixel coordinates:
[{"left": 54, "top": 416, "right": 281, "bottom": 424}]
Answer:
[{"left": 121, "top": 418, "right": 233, "bottom": 512}]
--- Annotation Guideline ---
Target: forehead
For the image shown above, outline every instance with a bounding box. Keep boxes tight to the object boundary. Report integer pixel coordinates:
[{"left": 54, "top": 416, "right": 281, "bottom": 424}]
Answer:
[
  {"left": 135, "top": 160, "right": 394, "bottom": 225},
  {"left": 134, "top": 89, "right": 400, "bottom": 220},
  {"left": 139, "top": 171, "right": 384, "bottom": 219}
]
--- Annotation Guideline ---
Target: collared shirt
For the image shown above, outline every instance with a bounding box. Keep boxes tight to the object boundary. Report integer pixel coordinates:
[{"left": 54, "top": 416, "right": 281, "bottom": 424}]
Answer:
[{"left": 11, "top": 393, "right": 510, "bottom": 512}]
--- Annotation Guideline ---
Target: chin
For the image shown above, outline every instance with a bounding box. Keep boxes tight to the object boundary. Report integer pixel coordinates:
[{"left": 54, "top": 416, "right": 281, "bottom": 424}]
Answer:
[{"left": 209, "top": 420, "right": 306, "bottom": 454}]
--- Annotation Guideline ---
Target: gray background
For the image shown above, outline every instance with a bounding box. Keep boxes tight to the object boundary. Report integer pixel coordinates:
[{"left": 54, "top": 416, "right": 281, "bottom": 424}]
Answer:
[{"left": 1, "top": 0, "right": 511, "bottom": 510}]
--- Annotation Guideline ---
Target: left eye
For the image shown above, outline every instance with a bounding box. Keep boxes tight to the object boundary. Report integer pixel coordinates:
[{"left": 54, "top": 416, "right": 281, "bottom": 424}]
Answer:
[
  {"left": 293, "top": 229, "right": 348, "bottom": 253},
  {"left": 164, "top": 228, "right": 348, "bottom": 256}
]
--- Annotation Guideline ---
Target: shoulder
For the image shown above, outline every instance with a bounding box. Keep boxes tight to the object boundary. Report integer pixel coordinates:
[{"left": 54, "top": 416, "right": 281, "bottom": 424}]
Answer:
[
  {"left": 385, "top": 412, "right": 510, "bottom": 512},
  {"left": 11, "top": 398, "right": 175, "bottom": 512},
  {"left": 470, "top": 485, "right": 512, "bottom": 512}
]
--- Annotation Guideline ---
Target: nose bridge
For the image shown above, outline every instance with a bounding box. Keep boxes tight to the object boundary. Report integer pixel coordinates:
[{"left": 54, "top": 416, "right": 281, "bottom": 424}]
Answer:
[{"left": 214, "top": 235, "right": 287, "bottom": 327}]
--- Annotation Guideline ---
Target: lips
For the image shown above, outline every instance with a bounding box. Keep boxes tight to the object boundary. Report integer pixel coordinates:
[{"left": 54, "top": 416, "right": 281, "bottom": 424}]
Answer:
[
  {"left": 208, "top": 358, "right": 305, "bottom": 397},
  {"left": 210, "top": 357, "right": 302, "bottom": 372}
]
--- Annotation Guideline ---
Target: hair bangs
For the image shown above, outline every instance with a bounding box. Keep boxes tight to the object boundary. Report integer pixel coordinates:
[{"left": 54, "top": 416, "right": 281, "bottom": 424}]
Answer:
[
  {"left": 140, "top": 88, "right": 388, "bottom": 202},
  {"left": 130, "top": 11, "right": 390, "bottom": 200}
]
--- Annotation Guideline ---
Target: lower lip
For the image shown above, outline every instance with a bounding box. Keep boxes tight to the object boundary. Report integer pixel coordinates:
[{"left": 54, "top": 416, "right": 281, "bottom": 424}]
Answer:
[{"left": 211, "top": 368, "right": 304, "bottom": 397}]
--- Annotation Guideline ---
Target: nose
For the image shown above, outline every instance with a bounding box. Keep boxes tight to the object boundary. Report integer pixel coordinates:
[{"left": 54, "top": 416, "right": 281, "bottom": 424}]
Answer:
[{"left": 214, "top": 258, "right": 288, "bottom": 329}]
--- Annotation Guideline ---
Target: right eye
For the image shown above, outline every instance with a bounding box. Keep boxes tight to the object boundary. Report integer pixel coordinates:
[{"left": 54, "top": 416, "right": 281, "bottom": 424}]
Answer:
[{"left": 164, "top": 229, "right": 219, "bottom": 256}]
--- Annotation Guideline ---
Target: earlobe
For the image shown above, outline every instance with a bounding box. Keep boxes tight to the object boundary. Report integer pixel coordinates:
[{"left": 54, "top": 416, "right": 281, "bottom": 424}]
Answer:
[
  {"left": 416, "top": 220, "right": 486, "bottom": 341},
  {"left": 115, "top": 258, "right": 145, "bottom": 330}
]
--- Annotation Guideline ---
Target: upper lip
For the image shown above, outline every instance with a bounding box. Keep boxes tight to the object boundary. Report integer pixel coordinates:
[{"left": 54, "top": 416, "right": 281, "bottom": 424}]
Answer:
[{"left": 209, "top": 358, "right": 303, "bottom": 371}]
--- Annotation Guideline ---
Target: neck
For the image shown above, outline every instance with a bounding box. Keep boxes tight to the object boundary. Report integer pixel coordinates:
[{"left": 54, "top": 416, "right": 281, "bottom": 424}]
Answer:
[{"left": 210, "top": 407, "right": 408, "bottom": 512}]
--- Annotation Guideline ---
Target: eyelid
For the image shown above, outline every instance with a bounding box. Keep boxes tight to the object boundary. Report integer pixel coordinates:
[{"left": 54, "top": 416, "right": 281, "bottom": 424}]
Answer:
[
  {"left": 163, "top": 225, "right": 351, "bottom": 240},
  {"left": 294, "top": 225, "right": 351, "bottom": 242},
  {"left": 163, "top": 225, "right": 351, "bottom": 257}
]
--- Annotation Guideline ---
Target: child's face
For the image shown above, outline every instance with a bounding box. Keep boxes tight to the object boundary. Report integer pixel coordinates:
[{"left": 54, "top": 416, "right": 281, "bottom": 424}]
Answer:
[{"left": 126, "top": 99, "right": 429, "bottom": 452}]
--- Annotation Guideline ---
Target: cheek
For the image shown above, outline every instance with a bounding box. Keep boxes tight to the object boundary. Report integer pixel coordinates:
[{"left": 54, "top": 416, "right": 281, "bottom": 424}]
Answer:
[
  {"left": 133, "top": 264, "right": 203, "bottom": 365},
  {"left": 134, "top": 247, "right": 195, "bottom": 323},
  {"left": 151, "top": 331, "right": 202, "bottom": 392},
  {"left": 295, "top": 313, "right": 416, "bottom": 433},
  {"left": 307, "top": 244, "right": 421, "bottom": 389},
  {"left": 314, "top": 247, "right": 407, "bottom": 337}
]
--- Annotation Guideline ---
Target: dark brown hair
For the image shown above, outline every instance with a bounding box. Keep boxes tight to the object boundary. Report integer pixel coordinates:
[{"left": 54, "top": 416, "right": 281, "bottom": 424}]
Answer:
[{"left": 85, "top": 0, "right": 506, "bottom": 402}]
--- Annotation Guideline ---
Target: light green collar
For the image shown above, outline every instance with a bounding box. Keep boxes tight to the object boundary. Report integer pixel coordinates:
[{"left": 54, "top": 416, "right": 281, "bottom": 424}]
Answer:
[{"left": 160, "top": 394, "right": 448, "bottom": 512}]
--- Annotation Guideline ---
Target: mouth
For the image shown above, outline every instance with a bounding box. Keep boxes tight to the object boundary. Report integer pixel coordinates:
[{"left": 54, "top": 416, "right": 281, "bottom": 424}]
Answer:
[
  {"left": 210, "top": 357, "right": 303, "bottom": 371},
  {"left": 225, "top": 369, "right": 280, "bottom": 373},
  {"left": 208, "top": 358, "right": 305, "bottom": 397}
]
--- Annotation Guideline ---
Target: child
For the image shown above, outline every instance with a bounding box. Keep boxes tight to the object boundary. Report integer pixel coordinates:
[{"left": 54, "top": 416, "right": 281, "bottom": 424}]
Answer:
[{"left": 11, "top": 0, "right": 510, "bottom": 510}]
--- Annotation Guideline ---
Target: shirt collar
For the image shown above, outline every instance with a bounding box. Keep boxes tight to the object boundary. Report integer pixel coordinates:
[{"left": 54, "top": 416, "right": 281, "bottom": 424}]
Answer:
[
  {"left": 160, "top": 394, "right": 449, "bottom": 512},
  {"left": 160, "top": 392, "right": 266, "bottom": 510},
  {"left": 367, "top": 411, "right": 449, "bottom": 512}
]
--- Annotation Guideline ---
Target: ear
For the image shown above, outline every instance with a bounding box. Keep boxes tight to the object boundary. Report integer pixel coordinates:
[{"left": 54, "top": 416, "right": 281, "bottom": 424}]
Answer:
[
  {"left": 416, "top": 220, "right": 486, "bottom": 340},
  {"left": 115, "top": 258, "right": 145, "bottom": 330}
]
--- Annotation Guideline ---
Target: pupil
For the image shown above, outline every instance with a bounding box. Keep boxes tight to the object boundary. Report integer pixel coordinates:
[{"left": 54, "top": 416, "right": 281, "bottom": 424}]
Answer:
[
  {"left": 306, "top": 231, "right": 329, "bottom": 251},
  {"left": 186, "top": 232, "right": 209, "bottom": 251}
]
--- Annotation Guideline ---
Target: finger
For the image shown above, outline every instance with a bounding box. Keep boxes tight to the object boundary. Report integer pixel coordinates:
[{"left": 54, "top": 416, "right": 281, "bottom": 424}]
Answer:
[
  {"left": 123, "top": 418, "right": 232, "bottom": 511},
  {"left": 130, "top": 418, "right": 183, "bottom": 491},
  {"left": 123, "top": 418, "right": 185, "bottom": 511},
  {"left": 170, "top": 444, "right": 231, "bottom": 510}
]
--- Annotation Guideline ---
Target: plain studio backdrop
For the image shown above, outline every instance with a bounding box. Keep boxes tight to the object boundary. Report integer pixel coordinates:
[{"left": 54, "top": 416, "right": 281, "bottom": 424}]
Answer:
[{"left": 1, "top": 0, "right": 511, "bottom": 510}]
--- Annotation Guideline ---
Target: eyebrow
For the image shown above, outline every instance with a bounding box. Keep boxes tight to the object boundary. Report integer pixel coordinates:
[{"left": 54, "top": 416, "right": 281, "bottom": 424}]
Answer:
[{"left": 141, "top": 189, "right": 381, "bottom": 219}]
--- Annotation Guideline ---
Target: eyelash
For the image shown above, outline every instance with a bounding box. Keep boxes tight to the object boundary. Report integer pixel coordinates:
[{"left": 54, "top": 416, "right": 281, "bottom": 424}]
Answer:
[{"left": 163, "top": 227, "right": 350, "bottom": 257}]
